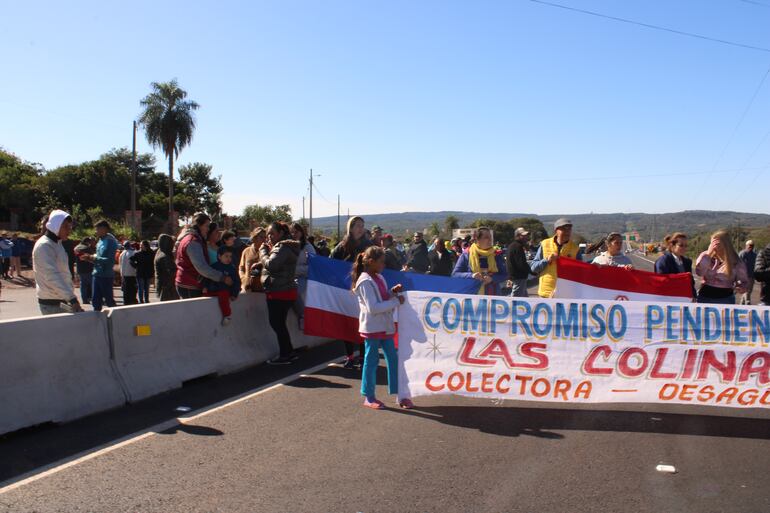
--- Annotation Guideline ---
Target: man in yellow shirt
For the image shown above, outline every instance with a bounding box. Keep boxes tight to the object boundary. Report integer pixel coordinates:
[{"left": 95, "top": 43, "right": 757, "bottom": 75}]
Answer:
[{"left": 530, "top": 218, "right": 583, "bottom": 298}]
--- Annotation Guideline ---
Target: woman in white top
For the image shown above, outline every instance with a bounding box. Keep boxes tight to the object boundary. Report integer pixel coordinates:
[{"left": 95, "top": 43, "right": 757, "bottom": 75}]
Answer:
[{"left": 592, "top": 232, "right": 633, "bottom": 269}]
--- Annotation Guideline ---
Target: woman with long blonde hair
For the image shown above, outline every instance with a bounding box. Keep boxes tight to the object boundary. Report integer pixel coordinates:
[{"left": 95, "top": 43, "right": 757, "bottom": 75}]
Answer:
[{"left": 695, "top": 230, "right": 748, "bottom": 304}]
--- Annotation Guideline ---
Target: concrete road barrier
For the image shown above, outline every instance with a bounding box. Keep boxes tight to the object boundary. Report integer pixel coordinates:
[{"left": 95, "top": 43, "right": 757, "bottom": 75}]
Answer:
[
  {"left": 0, "top": 312, "right": 126, "bottom": 436},
  {"left": 108, "top": 295, "right": 279, "bottom": 402}
]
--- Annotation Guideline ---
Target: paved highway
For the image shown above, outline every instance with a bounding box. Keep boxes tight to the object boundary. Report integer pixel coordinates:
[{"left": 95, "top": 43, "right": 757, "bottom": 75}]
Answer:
[{"left": 1, "top": 255, "right": 768, "bottom": 512}]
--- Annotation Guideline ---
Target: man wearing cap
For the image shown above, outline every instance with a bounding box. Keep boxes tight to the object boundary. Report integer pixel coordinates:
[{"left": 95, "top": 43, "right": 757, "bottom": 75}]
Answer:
[
  {"left": 506, "top": 227, "right": 532, "bottom": 297},
  {"left": 80, "top": 220, "right": 119, "bottom": 311},
  {"left": 739, "top": 240, "right": 757, "bottom": 305},
  {"left": 530, "top": 218, "right": 583, "bottom": 298},
  {"left": 32, "top": 210, "right": 84, "bottom": 315}
]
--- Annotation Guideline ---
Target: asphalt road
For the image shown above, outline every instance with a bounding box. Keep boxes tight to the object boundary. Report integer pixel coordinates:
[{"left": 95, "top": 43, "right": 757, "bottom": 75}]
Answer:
[
  {"left": 2, "top": 254, "right": 769, "bottom": 512},
  {"left": 2, "top": 340, "right": 770, "bottom": 512}
]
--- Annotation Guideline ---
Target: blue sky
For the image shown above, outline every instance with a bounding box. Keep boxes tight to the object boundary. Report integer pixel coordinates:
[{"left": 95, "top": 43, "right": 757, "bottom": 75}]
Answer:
[{"left": 2, "top": 0, "right": 770, "bottom": 219}]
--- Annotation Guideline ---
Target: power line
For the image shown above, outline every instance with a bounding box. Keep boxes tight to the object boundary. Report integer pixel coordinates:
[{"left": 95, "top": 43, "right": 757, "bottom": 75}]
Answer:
[
  {"left": 693, "top": 64, "right": 770, "bottom": 207},
  {"left": 737, "top": 0, "right": 770, "bottom": 7},
  {"left": 528, "top": 0, "right": 770, "bottom": 53},
  {"left": 726, "top": 130, "right": 770, "bottom": 209},
  {"left": 377, "top": 165, "right": 770, "bottom": 186},
  {"left": 312, "top": 182, "right": 336, "bottom": 205}
]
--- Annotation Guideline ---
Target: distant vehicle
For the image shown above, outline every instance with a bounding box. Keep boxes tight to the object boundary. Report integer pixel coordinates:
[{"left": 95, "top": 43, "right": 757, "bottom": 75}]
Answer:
[{"left": 150, "top": 240, "right": 159, "bottom": 251}]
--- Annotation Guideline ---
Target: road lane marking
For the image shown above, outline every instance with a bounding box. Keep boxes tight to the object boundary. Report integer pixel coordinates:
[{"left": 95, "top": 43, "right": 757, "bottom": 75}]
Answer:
[{"left": 0, "top": 357, "right": 340, "bottom": 495}]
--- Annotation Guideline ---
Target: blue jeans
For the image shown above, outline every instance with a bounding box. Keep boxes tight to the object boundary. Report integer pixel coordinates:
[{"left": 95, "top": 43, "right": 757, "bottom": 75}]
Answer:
[
  {"left": 92, "top": 276, "right": 116, "bottom": 311},
  {"left": 39, "top": 303, "right": 68, "bottom": 315},
  {"left": 360, "top": 338, "right": 398, "bottom": 399},
  {"left": 79, "top": 273, "right": 93, "bottom": 304},
  {"left": 136, "top": 277, "right": 151, "bottom": 303}
]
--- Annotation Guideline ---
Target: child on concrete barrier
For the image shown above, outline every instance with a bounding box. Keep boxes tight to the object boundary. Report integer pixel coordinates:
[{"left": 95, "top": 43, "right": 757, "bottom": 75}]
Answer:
[
  {"left": 351, "top": 246, "right": 415, "bottom": 410},
  {"left": 203, "top": 246, "right": 241, "bottom": 326}
]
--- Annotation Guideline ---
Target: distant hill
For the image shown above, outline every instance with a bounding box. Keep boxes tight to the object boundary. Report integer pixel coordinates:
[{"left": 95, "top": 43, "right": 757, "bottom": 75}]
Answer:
[{"left": 311, "top": 210, "right": 770, "bottom": 242}]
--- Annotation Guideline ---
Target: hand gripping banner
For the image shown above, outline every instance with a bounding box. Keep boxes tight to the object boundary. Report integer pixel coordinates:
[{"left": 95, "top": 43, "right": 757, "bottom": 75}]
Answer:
[{"left": 397, "top": 291, "right": 770, "bottom": 409}]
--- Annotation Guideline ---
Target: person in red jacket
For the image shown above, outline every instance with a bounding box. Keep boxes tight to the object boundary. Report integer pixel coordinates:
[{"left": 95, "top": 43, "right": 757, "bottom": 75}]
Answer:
[{"left": 175, "top": 213, "right": 233, "bottom": 299}]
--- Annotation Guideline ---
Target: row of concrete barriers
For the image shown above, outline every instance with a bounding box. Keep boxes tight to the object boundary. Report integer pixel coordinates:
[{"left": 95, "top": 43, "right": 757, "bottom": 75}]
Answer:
[{"left": 0, "top": 294, "right": 329, "bottom": 436}]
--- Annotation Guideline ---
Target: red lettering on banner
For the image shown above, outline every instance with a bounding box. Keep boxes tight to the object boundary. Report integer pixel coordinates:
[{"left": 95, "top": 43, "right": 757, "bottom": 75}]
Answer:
[
  {"left": 481, "top": 373, "right": 495, "bottom": 393},
  {"left": 760, "top": 389, "right": 770, "bottom": 405},
  {"left": 649, "top": 348, "right": 677, "bottom": 379},
  {"left": 659, "top": 383, "right": 678, "bottom": 400},
  {"left": 681, "top": 349, "right": 699, "bottom": 380},
  {"left": 554, "top": 380, "right": 571, "bottom": 400},
  {"left": 737, "top": 352, "right": 770, "bottom": 386},
  {"left": 496, "top": 375, "right": 511, "bottom": 393},
  {"left": 574, "top": 381, "right": 592, "bottom": 399},
  {"left": 737, "top": 389, "right": 758, "bottom": 406},
  {"left": 518, "top": 342, "right": 549, "bottom": 370},
  {"left": 515, "top": 375, "right": 533, "bottom": 395},
  {"left": 426, "top": 371, "right": 445, "bottom": 392},
  {"left": 715, "top": 387, "right": 738, "bottom": 404},
  {"left": 697, "top": 385, "right": 715, "bottom": 402},
  {"left": 458, "top": 337, "right": 495, "bottom": 366},
  {"left": 678, "top": 384, "right": 697, "bottom": 401},
  {"left": 447, "top": 372, "right": 464, "bottom": 391},
  {"left": 477, "top": 339, "right": 515, "bottom": 367},
  {"left": 531, "top": 378, "right": 551, "bottom": 398},
  {"left": 582, "top": 345, "right": 613, "bottom": 375},
  {"left": 697, "top": 350, "right": 736, "bottom": 382},
  {"left": 465, "top": 372, "right": 480, "bottom": 392},
  {"left": 618, "top": 347, "right": 649, "bottom": 378}
]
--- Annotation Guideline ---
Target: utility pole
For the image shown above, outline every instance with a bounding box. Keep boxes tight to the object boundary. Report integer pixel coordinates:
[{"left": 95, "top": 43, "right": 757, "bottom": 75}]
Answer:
[
  {"left": 309, "top": 169, "right": 313, "bottom": 234},
  {"left": 337, "top": 194, "right": 341, "bottom": 241},
  {"left": 302, "top": 196, "right": 305, "bottom": 220},
  {"left": 131, "top": 121, "right": 137, "bottom": 236}
]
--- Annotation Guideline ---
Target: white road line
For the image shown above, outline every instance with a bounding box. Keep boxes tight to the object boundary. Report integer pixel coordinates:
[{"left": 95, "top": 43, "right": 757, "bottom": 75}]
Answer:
[{"left": 0, "top": 357, "right": 340, "bottom": 495}]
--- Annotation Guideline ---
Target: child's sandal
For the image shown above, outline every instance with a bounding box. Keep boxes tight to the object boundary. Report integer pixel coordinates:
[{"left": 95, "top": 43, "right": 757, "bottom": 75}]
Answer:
[
  {"left": 398, "top": 398, "right": 415, "bottom": 409},
  {"left": 363, "top": 398, "right": 385, "bottom": 410}
]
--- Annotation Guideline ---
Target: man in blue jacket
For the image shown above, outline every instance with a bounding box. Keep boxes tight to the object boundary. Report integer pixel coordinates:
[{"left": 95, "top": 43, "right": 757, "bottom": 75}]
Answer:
[{"left": 80, "top": 220, "right": 118, "bottom": 311}]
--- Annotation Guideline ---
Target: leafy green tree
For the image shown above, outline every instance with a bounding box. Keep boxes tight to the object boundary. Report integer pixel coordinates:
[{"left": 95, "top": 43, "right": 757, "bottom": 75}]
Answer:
[
  {"left": 237, "top": 204, "right": 292, "bottom": 230},
  {"left": 177, "top": 162, "right": 223, "bottom": 218},
  {"left": 138, "top": 80, "right": 199, "bottom": 227},
  {"left": 428, "top": 222, "right": 442, "bottom": 238},
  {"left": 0, "top": 149, "right": 45, "bottom": 227},
  {"left": 444, "top": 215, "right": 460, "bottom": 236}
]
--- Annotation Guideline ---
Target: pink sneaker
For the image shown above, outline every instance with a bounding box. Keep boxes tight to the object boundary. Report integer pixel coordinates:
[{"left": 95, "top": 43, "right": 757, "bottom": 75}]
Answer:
[
  {"left": 363, "top": 398, "right": 385, "bottom": 410},
  {"left": 398, "top": 398, "right": 415, "bottom": 409}
]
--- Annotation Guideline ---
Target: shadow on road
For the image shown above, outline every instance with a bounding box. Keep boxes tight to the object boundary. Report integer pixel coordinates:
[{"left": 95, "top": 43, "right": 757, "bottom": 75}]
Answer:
[
  {"left": 285, "top": 376, "right": 351, "bottom": 389},
  {"left": 392, "top": 405, "right": 770, "bottom": 440},
  {"left": 158, "top": 423, "right": 224, "bottom": 437}
]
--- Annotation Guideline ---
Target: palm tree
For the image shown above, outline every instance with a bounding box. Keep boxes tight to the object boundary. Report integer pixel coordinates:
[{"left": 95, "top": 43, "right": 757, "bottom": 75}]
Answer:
[{"left": 138, "top": 80, "right": 199, "bottom": 231}]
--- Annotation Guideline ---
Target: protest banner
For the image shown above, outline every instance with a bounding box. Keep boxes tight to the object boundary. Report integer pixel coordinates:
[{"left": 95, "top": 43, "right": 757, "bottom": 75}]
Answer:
[{"left": 397, "top": 291, "right": 770, "bottom": 409}]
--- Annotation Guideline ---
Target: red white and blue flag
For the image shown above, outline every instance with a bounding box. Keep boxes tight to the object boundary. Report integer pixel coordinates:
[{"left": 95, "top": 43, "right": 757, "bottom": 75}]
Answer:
[
  {"left": 304, "top": 256, "right": 479, "bottom": 343},
  {"left": 553, "top": 257, "right": 693, "bottom": 302}
]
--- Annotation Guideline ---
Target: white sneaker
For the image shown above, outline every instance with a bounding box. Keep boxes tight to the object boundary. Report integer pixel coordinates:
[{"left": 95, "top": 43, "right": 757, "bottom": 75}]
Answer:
[{"left": 221, "top": 316, "right": 231, "bottom": 326}]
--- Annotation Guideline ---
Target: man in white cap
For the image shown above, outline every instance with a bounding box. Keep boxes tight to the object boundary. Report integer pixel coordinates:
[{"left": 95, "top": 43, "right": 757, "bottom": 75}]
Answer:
[
  {"left": 32, "top": 210, "right": 83, "bottom": 315},
  {"left": 506, "top": 227, "right": 532, "bottom": 297},
  {"left": 739, "top": 240, "right": 757, "bottom": 305},
  {"left": 530, "top": 218, "right": 583, "bottom": 298}
]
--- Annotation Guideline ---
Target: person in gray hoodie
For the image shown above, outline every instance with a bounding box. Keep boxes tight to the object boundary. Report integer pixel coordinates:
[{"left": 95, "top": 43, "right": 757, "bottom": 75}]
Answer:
[{"left": 154, "top": 234, "right": 179, "bottom": 301}]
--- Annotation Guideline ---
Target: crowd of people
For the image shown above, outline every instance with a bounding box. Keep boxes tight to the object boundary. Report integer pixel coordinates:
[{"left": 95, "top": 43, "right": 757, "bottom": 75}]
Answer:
[{"left": 25, "top": 208, "right": 770, "bottom": 408}]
